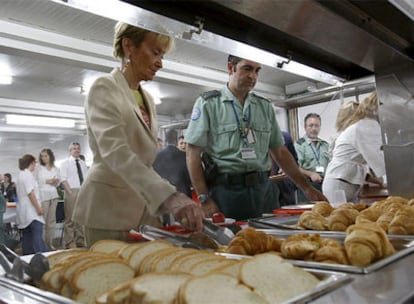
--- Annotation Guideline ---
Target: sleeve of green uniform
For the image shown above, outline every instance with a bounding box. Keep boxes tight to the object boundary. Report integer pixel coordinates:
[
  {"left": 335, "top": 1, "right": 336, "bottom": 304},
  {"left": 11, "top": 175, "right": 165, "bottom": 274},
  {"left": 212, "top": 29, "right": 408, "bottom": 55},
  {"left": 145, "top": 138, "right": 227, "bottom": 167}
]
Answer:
[
  {"left": 294, "top": 141, "right": 305, "bottom": 167},
  {"left": 269, "top": 106, "right": 285, "bottom": 149},
  {"left": 185, "top": 97, "right": 210, "bottom": 147}
]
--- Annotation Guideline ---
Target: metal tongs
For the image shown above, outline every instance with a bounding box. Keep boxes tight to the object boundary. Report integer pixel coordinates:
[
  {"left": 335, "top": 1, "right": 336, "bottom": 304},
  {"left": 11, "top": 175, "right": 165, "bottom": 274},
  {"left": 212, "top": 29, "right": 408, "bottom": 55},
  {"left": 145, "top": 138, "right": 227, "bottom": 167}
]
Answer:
[
  {"left": 0, "top": 244, "right": 49, "bottom": 283},
  {"left": 202, "top": 219, "right": 235, "bottom": 245}
]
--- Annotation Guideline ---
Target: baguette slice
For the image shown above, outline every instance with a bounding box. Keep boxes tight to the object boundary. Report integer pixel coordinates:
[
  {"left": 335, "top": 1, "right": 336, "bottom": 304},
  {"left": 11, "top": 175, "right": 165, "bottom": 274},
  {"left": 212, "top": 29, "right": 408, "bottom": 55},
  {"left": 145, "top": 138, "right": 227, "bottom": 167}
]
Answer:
[
  {"left": 177, "top": 272, "right": 268, "bottom": 304},
  {"left": 131, "top": 271, "right": 191, "bottom": 304},
  {"left": 90, "top": 239, "right": 129, "bottom": 255},
  {"left": 72, "top": 259, "right": 135, "bottom": 304},
  {"left": 240, "top": 253, "right": 319, "bottom": 303}
]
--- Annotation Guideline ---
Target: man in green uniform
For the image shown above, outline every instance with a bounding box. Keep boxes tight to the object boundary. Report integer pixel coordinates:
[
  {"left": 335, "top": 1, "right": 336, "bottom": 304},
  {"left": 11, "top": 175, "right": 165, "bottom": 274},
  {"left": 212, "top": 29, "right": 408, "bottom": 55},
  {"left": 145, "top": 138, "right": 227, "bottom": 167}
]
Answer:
[
  {"left": 294, "top": 113, "right": 330, "bottom": 203},
  {"left": 185, "top": 55, "right": 327, "bottom": 220}
]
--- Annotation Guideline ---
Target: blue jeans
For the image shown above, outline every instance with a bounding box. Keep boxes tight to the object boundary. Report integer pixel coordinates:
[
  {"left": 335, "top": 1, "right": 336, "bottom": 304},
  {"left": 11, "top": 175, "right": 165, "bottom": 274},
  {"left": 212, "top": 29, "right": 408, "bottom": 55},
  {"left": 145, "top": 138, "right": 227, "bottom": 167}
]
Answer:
[{"left": 22, "top": 220, "right": 48, "bottom": 255}]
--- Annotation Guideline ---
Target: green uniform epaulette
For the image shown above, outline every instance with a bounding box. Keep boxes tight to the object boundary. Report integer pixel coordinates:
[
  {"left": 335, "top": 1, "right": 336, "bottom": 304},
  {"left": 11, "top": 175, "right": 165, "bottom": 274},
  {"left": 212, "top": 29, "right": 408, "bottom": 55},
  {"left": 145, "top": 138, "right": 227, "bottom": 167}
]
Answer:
[
  {"left": 201, "top": 90, "right": 221, "bottom": 100},
  {"left": 251, "top": 92, "right": 270, "bottom": 103},
  {"left": 296, "top": 137, "right": 306, "bottom": 145}
]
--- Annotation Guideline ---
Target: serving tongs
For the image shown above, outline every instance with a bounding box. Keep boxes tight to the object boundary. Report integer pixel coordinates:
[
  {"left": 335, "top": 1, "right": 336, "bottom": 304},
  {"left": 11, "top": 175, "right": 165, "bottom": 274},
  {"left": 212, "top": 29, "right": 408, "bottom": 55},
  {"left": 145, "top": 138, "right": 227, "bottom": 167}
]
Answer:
[
  {"left": 202, "top": 219, "right": 235, "bottom": 245},
  {"left": 139, "top": 225, "right": 219, "bottom": 250},
  {"left": 0, "top": 244, "right": 49, "bottom": 283}
]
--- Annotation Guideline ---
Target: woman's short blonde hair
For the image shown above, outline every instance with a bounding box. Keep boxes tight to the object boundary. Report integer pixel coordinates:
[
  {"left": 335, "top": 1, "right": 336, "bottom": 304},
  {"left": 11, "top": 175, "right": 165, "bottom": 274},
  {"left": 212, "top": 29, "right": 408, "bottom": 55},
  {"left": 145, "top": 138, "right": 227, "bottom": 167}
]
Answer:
[
  {"left": 113, "top": 22, "right": 174, "bottom": 59},
  {"left": 335, "top": 100, "right": 358, "bottom": 132}
]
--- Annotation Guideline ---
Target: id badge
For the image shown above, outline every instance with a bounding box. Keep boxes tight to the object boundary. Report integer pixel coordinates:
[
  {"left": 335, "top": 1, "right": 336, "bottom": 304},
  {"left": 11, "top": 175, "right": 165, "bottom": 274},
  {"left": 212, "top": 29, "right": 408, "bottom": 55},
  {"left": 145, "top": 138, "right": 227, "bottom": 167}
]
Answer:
[
  {"left": 246, "top": 127, "right": 256, "bottom": 144},
  {"left": 315, "top": 166, "right": 324, "bottom": 174},
  {"left": 241, "top": 147, "right": 257, "bottom": 159}
]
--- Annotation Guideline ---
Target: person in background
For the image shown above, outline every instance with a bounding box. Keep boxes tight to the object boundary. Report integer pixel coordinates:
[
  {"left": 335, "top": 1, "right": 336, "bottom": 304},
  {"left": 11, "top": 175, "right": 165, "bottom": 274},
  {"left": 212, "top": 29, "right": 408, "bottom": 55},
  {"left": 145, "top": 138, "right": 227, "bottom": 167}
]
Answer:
[
  {"left": 1, "top": 173, "right": 17, "bottom": 202},
  {"left": 269, "top": 131, "right": 298, "bottom": 206},
  {"left": 72, "top": 22, "right": 204, "bottom": 247},
  {"left": 16, "top": 154, "right": 47, "bottom": 254},
  {"left": 322, "top": 92, "right": 386, "bottom": 203},
  {"left": 153, "top": 129, "right": 192, "bottom": 198},
  {"left": 186, "top": 54, "right": 327, "bottom": 221},
  {"left": 157, "top": 137, "right": 164, "bottom": 151},
  {"left": 294, "top": 113, "right": 330, "bottom": 202},
  {"left": 36, "top": 148, "right": 60, "bottom": 250},
  {"left": 328, "top": 100, "right": 359, "bottom": 159},
  {"left": 177, "top": 135, "right": 187, "bottom": 152},
  {"left": 60, "top": 142, "right": 88, "bottom": 248},
  {"left": 0, "top": 193, "right": 6, "bottom": 245}
]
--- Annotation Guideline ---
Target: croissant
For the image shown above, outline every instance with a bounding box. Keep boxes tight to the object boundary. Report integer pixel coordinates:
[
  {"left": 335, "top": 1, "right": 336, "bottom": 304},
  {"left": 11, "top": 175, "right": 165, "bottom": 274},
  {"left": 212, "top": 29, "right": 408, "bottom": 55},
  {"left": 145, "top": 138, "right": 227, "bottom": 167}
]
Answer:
[
  {"left": 312, "top": 201, "right": 334, "bottom": 217},
  {"left": 225, "top": 228, "right": 282, "bottom": 255},
  {"left": 388, "top": 205, "right": 414, "bottom": 235},
  {"left": 298, "top": 211, "right": 328, "bottom": 231},
  {"left": 356, "top": 206, "right": 382, "bottom": 223},
  {"left": 314, "top": 244, "right": 349, "bottom": 265},
  {"left": 345, "top": 222, "right": 395, "bottom": 266},
  {"left": 328, "top": 208, "right": 359, "bottom": 231},
  {"left": 376, "top": 204, "right": 403, "bottom": 232},
  {"left": 281, "top": 233, "right": 321, "bottom": 260},
  {"left": 408, "top": 199, "right": 414, "bottom": 206}
]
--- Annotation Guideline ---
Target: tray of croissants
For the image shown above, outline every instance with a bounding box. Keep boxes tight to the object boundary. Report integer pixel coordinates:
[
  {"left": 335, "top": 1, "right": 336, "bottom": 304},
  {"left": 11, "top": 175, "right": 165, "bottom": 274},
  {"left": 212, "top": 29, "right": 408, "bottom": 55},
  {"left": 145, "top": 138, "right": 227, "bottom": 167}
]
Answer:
[
  {"left": 249, "top": 196, "right": 414, "bottom": 239},
  {"left": 219, "top": 224, "right": 414, "bottom": 274}
]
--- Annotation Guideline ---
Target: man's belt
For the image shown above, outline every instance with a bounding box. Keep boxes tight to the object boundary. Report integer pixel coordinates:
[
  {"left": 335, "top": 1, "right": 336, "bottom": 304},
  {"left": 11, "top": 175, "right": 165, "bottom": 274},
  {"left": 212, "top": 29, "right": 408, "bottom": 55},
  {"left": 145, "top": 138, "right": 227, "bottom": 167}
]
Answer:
[{"left": 215, "top": 171, "right": 270, "bottom": 187}]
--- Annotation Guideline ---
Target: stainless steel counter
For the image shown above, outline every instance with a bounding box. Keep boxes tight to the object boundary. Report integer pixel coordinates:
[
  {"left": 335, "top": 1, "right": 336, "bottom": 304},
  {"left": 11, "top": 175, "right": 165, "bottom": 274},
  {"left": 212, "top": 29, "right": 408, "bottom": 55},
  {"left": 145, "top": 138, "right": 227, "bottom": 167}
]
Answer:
[{"left": 312, "top": 253, "right": 414, "bottom": 304}]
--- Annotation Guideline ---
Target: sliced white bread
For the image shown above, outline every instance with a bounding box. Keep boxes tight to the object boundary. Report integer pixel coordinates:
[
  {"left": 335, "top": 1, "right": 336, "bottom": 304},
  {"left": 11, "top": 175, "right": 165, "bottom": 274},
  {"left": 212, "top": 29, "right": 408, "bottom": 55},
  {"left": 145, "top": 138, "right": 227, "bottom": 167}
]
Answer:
[
  {"left": 170, "top": 252, "right": 217, "bottom": 273},
  {"left": 188, "top": 257, "right": 235, "bottom": 276},
  {"left": 177, "top": 272, "right": 268, "bottom": 304},
  {"left": 96, "top": 278, "right": 135, "bottom": 304},
  {"left": 152, "top": 248, "right": 198, "bottom": 273},
  {"left": 130, "top": 271, "right": 191, "bottom": 304},
  {"left": 71, "top": 259, "right": 135, "bottom": 304},
  {"left": 47, "top": 249, "right": 88, "bottom": 268},
  {"left": 90, "top": 239, "right": 129, "bottom": 256},
  {"left": 127, "top": 240, "right": 173, "bottom": 273},
  {"left": 117, "top": 243, "right": 146, "bottom": 261},
  {"left": 239, "top": 253, "right": 319, "bottom": 303},
  {"left": 138, "top": 247, "right": 180, "bottom": 275},
  {"left": 210, "top": 260, "right": 242, "bottom": 278}
]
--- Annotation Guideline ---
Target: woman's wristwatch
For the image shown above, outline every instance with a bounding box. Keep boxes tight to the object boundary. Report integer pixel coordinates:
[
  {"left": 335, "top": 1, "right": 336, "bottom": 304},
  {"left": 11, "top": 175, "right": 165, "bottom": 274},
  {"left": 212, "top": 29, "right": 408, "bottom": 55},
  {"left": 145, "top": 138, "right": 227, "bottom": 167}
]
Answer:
[{"left": 197, "top": 194, "right": 210, "bottom": 204}]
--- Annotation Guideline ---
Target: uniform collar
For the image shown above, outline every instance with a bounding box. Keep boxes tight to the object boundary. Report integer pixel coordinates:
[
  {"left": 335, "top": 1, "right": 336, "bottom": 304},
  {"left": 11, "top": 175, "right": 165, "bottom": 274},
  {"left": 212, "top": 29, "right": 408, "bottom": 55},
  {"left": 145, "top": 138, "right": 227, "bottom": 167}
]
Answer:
[
  {"left": 221, "top": 85, "right": 257, "bottom": 106},
  {"left": 304, "top": 134, "right": 323, "bottom": 145}
]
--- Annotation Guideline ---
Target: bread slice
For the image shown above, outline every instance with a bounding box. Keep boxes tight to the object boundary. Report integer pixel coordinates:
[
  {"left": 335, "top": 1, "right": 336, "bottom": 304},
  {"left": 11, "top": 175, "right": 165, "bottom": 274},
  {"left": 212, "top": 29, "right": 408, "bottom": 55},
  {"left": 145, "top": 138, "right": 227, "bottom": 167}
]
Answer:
[
  {"left": 117, "top": 243, "right": 146, "bottom": 261},
  {"left": 188, "top": 257, "right": 235, "bottom": 276},
  {"left": 90, "top": 239, "right": 129, "bottom": 255},
  {"left": 152, "top": 248, "right": 198, "bottom": 273},
  {"left": 130, "top": 271, "right": 191, "bottom": 304},
  {"left": 96, "top": 278, "right": 135, "bottom": 304},
  {"left": 177, "top": 272, "right": 268, "bottom": 304},
  {"left": 239, "top": 253, "right": 319, "bottom": 303},
  {"left": 127, "top": 240, "right": 173, "bottom": 273},
  {"left": 138, "top": 247, "right": 180, "bottom": 275},
  {"left": 71, "top": 259, "right": 135, "bottom": 304},
  {"left": 47, "top": 249, "right": 88, "bottom": 268},
  {"left": 170, "top": 252, "right": 216, "bottom": 273}
]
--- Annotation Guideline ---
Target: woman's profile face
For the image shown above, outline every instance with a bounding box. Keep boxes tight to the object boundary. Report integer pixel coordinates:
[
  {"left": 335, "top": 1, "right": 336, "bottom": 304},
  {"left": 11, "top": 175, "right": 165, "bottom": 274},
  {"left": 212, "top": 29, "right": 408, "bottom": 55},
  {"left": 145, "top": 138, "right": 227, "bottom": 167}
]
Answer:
[
  {"left": 129, "top": 33, "right": 167, "bottom": 82},
  {"left": 29, "top": 161, "right": 36, "bottom": 172}
]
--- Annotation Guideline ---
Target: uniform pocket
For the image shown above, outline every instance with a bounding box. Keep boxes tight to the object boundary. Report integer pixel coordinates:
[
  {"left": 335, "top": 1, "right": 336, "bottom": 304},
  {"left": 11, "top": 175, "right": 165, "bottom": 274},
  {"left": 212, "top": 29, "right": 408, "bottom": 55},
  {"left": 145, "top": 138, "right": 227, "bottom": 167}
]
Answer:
[
  {"left": 254, "top": 123, "right": 271, "bottom": 152},
  {"left": 214, "top": 123, "right": 239, "bottom": 152}
]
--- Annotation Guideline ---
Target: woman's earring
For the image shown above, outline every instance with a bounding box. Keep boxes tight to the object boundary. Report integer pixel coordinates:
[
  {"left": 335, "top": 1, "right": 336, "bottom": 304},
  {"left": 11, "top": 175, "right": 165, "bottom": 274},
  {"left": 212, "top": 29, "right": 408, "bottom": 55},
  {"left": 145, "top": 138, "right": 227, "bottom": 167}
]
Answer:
[{"left": 124, "top": 56, "right": 130, "bottom": 69}]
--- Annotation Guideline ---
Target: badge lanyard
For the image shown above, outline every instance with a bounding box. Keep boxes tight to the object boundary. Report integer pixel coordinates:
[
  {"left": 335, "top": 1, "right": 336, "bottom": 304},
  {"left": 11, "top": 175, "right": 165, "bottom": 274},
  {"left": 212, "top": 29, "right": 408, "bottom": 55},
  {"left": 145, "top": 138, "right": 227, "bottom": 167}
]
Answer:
[
  {"left": 231, "top": 101, "right": 253, "bottom": 146},
  {"left": 308, "top": 143, "right": 320, "bottom": 165}
]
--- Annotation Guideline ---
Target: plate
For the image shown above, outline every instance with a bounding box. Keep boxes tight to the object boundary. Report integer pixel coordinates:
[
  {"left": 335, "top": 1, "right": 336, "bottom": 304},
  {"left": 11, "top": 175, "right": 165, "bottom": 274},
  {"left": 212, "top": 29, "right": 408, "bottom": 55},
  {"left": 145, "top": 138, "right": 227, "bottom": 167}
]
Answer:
[
  {"left": 281, "top": 204, "right": 315, "bottom": 209},
  {"left": 204, "top": 218, "right": 236, "bottom": 225}
]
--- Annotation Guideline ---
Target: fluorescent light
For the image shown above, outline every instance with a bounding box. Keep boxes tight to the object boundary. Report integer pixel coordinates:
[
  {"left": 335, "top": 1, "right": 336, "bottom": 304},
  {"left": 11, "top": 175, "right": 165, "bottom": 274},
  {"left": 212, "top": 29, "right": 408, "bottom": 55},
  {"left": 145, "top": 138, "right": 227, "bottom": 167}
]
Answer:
[
  {"left": 389, "top": 0, "right": 414, "bottom": 21},
  {"left": 0, "top": 75, "right": 12, "bottom": 85},
  {"left": 6, "top": 114, "right": 76, "bottom": 128}
]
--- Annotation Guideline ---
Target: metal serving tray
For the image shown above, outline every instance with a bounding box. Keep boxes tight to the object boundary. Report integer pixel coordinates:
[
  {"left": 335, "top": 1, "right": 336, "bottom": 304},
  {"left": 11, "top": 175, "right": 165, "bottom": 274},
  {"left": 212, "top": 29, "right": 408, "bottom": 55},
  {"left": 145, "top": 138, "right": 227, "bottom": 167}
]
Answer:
[
  {"left": 249, "top": 215, "right": 414, "bottom": 239},
  {"left": 257, "top": 230, "right": 414, "bottom": 274},
  {"left": 216, "top": 252, "right": 352, "bottom": 304}
]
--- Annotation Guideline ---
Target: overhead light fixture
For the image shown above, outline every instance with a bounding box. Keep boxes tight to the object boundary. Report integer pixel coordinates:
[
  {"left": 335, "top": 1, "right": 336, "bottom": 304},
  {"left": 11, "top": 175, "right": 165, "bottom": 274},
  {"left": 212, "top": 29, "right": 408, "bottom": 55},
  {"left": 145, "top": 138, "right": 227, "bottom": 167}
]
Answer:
[
  {"left": 6, "top": 114, "right": 76, "bottom": 128},
  {"left": 0, "top": 75, "right": 12, "bottom": 85},
  {"left": 389, "top": 0, "right": 414, "bottom": 21}
]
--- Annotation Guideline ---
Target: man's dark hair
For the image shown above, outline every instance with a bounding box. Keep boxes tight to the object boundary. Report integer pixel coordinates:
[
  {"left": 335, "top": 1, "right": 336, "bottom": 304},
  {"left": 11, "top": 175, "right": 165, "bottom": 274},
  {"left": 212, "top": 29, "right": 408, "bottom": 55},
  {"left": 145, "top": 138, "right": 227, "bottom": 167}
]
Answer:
[
  {"left": 304, "top": 113, "right": 321, "bottom": 125},
  {"left": 165, "top": 129, "right": 178, "bottom": 145},
  {"left": 228, "top": 54, "right": 243, "bottom": 71}
]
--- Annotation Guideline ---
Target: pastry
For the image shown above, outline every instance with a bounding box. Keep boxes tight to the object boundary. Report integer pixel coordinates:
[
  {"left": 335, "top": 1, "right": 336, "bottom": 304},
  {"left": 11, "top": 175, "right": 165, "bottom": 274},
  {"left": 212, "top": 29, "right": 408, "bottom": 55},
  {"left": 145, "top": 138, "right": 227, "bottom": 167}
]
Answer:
[
  {"left": 298, "top": 211, "right": 328, "bottom": 230},
  {"left": 312, "top": 201, "right": 334, "bottom": 217},
  {"left": 328, "top": 208, "right": 359, "bottom": 231},
  {"left": 280, "top": 233, "right": 321, "bottom": 260},
  {"left": 388, "top": 205, "right": 414, "bottom": 235}
]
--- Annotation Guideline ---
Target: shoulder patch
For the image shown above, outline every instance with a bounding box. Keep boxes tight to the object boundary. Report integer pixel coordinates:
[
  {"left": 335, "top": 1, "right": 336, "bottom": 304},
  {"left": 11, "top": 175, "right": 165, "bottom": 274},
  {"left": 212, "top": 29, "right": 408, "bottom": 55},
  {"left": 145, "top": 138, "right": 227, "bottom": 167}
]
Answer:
[
  {"left": 296, "top": 138, "right": 305, "bottom": 145},
  {"left": 190, "top": 107, "right": 201, "bottom": 121},
  {"left": 201, "top": 90, "right": 221, "bottom": 100},
  {"left": 251, "top": 92, "right": 270, "bottom": 103}
]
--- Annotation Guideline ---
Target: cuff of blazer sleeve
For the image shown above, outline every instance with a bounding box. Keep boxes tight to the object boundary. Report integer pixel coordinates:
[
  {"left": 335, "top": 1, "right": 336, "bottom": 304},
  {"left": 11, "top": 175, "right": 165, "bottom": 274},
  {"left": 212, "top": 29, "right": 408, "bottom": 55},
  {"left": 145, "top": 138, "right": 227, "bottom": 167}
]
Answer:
[
  {"left": 157, "top": 192, "right": 194, "bottom": 216},
  {"left": 146, "top": 181, "right": 176, "bottom": 216}
]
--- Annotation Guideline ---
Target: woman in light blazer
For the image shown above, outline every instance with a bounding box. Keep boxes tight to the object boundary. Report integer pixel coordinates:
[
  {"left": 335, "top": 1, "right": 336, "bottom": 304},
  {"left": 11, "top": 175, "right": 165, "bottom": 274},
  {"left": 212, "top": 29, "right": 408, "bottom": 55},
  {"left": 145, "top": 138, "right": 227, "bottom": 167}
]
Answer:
[{"left": 73, "top": 22, "right": 204, "bottom": 246}]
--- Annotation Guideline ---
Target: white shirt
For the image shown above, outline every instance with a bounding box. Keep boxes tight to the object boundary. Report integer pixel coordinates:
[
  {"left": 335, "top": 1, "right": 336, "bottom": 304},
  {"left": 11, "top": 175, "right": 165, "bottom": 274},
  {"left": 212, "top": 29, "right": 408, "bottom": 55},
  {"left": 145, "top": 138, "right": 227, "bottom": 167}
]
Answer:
[
  {"left": 36, "top": 165, "right": 60, "bottom": 201},
  {"left": 60, "top": 156, "right": 88, "bottom": 189},
  {"left": 16, "top": 168, "right": 45, "bottom": 228},
  {"left": 324, "top": 118, "right": 386, "bottom": 185}
]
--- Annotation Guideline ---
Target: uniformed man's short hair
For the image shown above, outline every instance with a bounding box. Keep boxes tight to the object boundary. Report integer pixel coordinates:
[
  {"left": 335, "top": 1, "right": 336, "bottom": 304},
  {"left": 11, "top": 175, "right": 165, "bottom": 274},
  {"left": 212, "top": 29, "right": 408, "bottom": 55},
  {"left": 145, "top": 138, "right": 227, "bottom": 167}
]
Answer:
[
  {"left": 304, "top": 113, "right": 321, "bottom": 125},
  {"left": 228, "top": 55, "right": 243, "bottom": 66}
]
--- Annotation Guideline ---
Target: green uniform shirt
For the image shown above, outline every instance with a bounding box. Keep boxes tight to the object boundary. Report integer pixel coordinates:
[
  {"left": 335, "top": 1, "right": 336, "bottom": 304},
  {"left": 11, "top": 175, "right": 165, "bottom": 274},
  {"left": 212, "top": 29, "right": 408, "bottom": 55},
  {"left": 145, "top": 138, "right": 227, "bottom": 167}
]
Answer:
[
  {"left": 185, "top": 86, "right": 284, "bottom": 174},
  {"left": 294, "top": 135, "right": 330, "bottom": 174}
]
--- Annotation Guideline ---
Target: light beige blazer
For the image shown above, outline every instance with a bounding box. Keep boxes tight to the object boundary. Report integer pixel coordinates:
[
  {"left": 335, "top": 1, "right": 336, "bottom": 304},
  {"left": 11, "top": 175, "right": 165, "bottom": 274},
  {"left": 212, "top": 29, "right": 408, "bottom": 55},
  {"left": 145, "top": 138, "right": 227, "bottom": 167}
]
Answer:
[{"left": 73, "top": 68, "right": 176, "bottom": 230}]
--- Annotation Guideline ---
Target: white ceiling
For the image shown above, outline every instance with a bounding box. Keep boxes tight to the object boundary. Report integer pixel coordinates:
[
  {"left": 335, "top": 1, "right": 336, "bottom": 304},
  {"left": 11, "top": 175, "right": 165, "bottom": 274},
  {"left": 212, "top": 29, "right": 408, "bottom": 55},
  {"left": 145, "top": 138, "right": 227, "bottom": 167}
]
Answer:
[{"left": 0, "top": 0, "right": 322, "bottom": 177}]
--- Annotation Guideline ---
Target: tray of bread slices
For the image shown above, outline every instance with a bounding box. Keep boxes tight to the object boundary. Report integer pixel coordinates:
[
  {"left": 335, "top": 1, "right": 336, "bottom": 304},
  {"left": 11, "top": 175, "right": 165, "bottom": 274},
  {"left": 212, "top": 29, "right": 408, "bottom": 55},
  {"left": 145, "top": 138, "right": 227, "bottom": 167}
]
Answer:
[
  {"left": 249, "top": 196, "right": 414, "bottom": 239},
  {"left": 220, "top": 226, "right": 414, "bottom": 274},
  {"left": 25, "top": 238, "right": 352, "bottom": 304}
]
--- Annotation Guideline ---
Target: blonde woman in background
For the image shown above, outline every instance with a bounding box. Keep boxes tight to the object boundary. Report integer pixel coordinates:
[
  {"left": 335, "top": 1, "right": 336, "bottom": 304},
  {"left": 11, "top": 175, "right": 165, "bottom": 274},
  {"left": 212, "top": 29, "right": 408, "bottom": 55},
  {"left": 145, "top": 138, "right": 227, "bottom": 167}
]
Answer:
[
  {"left": 322, "top": 92, "right": 386, "bottom": 203},
  {"left": 72, "top": 22, "right": 204, "bottom": 246},
  {"left": 16, "top": 154, "right": 47, "bottom": 254},
  {"left": 328, "top": 100, "right": 359, "bottom": 159},
  {"left": 36, "top": 148, "right": 60, "bottom": 250}
]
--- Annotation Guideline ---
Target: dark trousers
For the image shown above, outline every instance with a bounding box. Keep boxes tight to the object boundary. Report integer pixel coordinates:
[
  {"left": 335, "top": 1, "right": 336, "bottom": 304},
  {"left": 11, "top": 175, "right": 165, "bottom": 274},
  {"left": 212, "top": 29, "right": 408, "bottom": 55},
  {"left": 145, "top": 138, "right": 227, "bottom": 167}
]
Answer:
[
  {"left": 22, "top": 220, "right": 48, "bottom": 255},
  {"left": 211, "top": 179, "right": 279, "bottom": 221}
]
